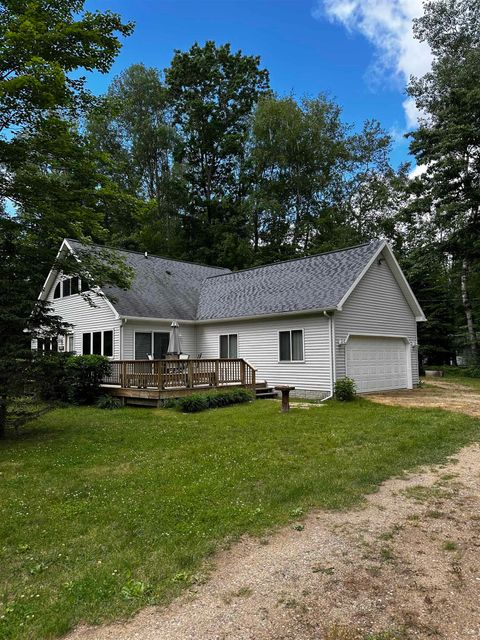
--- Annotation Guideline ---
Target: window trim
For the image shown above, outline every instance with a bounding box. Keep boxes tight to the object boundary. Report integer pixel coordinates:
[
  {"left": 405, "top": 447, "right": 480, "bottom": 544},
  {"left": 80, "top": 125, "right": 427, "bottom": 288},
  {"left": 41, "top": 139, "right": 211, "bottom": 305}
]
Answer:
[
  {"left": 278, "top": 328, "right": 305, "bottom": 363},
  {"left": 218, "top": 333, "right": 238, "bottom": 359}
]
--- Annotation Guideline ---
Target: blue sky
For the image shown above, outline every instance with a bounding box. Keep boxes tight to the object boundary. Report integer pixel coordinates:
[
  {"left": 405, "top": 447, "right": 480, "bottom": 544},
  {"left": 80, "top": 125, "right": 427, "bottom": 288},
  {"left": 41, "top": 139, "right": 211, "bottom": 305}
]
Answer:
[{"left": 85, "top": 0, "right": 431, "bottom": 168}]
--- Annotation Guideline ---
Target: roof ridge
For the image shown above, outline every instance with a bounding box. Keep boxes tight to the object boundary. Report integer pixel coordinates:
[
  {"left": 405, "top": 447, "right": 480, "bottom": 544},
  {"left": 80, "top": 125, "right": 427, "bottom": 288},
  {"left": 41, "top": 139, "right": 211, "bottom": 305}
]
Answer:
[
  {"left": 204, "top": 240, "right": 383, "bottom": 280},
  {"left": 64, "top": 239, "right": 230, "bottom": 272}
]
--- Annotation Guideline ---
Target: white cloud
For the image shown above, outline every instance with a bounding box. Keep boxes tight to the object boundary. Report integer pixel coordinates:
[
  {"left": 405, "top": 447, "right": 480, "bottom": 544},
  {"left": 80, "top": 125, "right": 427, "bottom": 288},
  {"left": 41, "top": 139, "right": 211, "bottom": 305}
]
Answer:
[
  {"left": 409, "top": 163, "right": 427, "bottom": 178},
  {"left": 315, "top": 0, "right": 433, "bottom": 127}
]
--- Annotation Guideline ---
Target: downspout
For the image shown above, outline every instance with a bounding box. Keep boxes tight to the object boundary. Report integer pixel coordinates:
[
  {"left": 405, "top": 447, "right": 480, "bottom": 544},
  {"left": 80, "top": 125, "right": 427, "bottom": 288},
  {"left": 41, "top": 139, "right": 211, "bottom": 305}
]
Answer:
[
  {"left": 120, "top": 318, "right": 127, "bottom": 360},
  {"left": 321, "top": 311, "right": 335, "bottom": 402}
]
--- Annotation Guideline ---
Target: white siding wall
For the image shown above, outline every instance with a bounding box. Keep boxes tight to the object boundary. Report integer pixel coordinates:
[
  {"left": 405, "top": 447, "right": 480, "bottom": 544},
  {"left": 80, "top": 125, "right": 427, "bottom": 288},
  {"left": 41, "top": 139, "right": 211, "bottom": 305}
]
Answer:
[
  {"left": 335, "top": 254, "right": 419, "bottom": 385},
  {"left": 44, "top": 275, "right": 122, "bottom": 358},
  {"left": 196, "top": 314, "right": 332, "bottom": 397},
  {"left": 122, "top": 321, "right": 197, "bottom": 359}
]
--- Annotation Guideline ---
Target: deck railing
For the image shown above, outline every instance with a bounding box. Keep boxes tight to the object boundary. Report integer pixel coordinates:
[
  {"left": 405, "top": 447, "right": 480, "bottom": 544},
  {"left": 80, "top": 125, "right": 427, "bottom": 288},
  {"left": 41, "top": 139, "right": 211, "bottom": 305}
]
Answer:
[{"left": 103, "top": 358, "right": 256, "bottom": 391}]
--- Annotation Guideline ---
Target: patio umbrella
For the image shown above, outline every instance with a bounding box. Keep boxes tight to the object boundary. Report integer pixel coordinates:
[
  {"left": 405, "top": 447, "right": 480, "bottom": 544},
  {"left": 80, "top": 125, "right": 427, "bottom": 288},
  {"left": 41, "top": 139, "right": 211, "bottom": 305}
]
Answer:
[{"left": 167, "top": 321, "right": 182, "bottom": 356}]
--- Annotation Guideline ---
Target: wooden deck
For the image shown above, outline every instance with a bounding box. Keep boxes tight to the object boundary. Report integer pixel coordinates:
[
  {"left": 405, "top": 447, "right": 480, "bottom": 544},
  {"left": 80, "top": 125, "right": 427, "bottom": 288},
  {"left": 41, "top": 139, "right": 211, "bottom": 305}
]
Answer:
[{"left": 101, "top": 358, "right": 257, "bottom": 406}]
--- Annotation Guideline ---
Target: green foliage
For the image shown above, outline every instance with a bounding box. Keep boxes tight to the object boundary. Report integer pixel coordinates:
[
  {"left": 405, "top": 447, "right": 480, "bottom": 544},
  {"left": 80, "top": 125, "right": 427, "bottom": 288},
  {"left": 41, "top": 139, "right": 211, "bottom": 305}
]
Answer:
[
  {"left": 249, "top": 95, "right": 405, "bottom": 263},
  {"left": 0, "top": 399, "right": 479, "bottom": 639},
  {"left": 335, "top": 377, "right": 357, "bottom": 402},
  {"left": 65, "top": 355, "right": 111, "bottom": 405},
  {"left": 175, "top": 393, "right": 209, "bottom": 413},
  {"left": 30, "top": 354, "right": 112, "bottom": 405},
  {"left": 433, "top": 365, "right": 480, "bottom": 379},
  {"left": 164, "top": 41, "right": 270, "bottom": 268},
  {"left": 406, "top": 0, "right": 480, "bottom": 359},
  {"left": 96, "top": 395, "right": 123, "bottom": 410},
  {"left": 0, "top": 0, "right": 133, "bottom": 436},
  {"left": 175, "top": 387, "right": 254, "bottom": 412},
  {"left": 31, "top": 353, "right": 71, "bottom": 402}
]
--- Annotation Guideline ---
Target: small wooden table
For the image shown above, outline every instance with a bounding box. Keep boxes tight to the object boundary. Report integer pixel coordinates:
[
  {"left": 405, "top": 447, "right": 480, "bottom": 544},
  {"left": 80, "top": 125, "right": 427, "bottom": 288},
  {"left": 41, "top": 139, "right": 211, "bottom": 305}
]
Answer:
[{"left": 275, "top": 385, "right": 295, "bottom": 412}]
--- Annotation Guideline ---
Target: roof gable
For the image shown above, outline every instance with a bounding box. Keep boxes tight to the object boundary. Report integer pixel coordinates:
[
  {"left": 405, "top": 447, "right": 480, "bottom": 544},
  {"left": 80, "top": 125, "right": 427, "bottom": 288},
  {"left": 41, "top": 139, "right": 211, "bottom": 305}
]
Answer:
[
  {"left": 66, "top": 240, "right": 230, "bottom": 321},
  {"left": 196, "top": 241, "right": 387, "bottom": 320}
]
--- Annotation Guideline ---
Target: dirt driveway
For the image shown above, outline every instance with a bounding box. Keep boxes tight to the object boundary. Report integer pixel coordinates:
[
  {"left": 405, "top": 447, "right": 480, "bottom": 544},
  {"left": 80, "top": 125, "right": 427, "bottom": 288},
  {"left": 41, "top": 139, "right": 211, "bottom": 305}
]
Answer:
[
  {"left": 368, "top": 378, "right": 480, "bottom": 417},
  {"left": 67, "top": 383, "right": 480, "bottom": 640}
]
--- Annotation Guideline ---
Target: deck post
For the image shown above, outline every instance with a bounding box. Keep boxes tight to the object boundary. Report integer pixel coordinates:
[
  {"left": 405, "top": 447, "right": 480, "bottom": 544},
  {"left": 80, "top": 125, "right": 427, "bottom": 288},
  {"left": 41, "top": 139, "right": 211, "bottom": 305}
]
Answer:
[
  {"left": 214, "top": 360, "right": 219, "bottom": 387},
  {"left": 121, "top": 361, "right": 127, "bottom": 387},
  {"left": 157, "top": 361, "right": 164, "bottom": 390},
  {"left": 187, "top": 360, "right": 193, "bottom": 388},
  {"left": 240, "top": 359, "right": 245, "bottom": 386}
]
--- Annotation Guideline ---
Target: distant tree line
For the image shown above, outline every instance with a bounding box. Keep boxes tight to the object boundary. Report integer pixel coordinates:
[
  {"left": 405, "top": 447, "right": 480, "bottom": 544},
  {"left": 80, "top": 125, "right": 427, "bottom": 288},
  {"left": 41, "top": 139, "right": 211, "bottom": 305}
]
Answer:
[{"left": 0, "top": 0, "right": 479, "bottom": 434}]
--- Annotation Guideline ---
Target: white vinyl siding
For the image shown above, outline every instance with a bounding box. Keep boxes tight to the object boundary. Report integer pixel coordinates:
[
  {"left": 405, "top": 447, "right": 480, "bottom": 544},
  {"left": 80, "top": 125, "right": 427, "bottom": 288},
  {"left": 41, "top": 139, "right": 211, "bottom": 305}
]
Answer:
[
  {"left": 197, "top": 314, "right": 331, "bottom": 394},
  {"left": 44, "top": 273, "right": 122, "bottom": 359},
  {"left": 335, "top": 252, "right": 419, "bottom": 386}
]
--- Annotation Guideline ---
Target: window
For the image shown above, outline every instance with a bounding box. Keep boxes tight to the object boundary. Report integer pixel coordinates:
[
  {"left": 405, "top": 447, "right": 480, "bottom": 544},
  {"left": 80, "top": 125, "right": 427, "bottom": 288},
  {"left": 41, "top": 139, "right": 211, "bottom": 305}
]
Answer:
[
  {"left": 63, "top": 334, "right": 75, "bottom": 352},
  {"left": 219, "top": 334, "right": 238, "bottom": 358},
  {"left": 80, "top": 279, "right": 90, "bottom": 293},
  {"left": 36, "top": 337, "right": 58, "bottom": 353},
  {"left": 103, "top": 331, "right": 113, "bottom": 357},
  {"left": 83, "top": 333, "right": 91, "bottom": 355},
  {"left": 82, "top": 330, "right": 114, "bottom": 356},
  {"left": 62, "top": 278, "right": 71, "bottom": 297},
  {"left": 92, "top": 331, "right": 102, "bottom": 355},
  {"left": 54, "top": 277, "right": 81, "bottom": 298},
  {"left": 279, "top": 329, "right": 304, "bottom": 362},
  {"left": 135, "top": 332, "right": 170, "bottom": 359}
]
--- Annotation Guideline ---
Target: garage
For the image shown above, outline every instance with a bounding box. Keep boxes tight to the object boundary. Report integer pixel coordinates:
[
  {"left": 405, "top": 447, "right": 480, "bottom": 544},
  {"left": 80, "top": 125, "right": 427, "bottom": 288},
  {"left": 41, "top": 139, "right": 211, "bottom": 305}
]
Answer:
[{"left": 345, "top": 336, "right": 410, "bottom": 393}]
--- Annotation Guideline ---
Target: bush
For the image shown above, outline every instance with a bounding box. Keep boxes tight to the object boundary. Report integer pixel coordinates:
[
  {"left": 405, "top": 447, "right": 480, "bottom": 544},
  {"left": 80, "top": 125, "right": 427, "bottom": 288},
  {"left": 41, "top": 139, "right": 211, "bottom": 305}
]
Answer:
[
  {"left": 31, "top": 353, "right": 71, "bottom": 402},
  {"left": 432, "top": 365, "right": 480, "bottom": 378},
  {"left": 175, "top": 387, "right": 254, "bottom": 413},
  {"left": 96, "top": 395, "right": 123, "bottom": 410},
  {"left": 334, "top": 376, "right": 356, "bottom": 401},
  {"left": 65, "top": 355, "right": 111, "bottom": 405}
]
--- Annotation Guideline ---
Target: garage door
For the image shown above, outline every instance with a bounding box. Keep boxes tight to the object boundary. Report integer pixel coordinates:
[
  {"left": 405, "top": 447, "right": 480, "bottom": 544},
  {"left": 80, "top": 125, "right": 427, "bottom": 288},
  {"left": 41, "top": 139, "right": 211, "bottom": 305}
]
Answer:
[{"left": 346, "top": 336, "right": 409, "bottom": 393}]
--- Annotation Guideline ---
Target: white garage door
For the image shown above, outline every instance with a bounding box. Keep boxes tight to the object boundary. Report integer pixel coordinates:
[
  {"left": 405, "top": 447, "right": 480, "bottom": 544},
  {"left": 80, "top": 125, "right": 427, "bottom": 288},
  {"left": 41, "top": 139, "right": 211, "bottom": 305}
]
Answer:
[{"left": 346, "top": 336, "right": 409, "bottom": 393}]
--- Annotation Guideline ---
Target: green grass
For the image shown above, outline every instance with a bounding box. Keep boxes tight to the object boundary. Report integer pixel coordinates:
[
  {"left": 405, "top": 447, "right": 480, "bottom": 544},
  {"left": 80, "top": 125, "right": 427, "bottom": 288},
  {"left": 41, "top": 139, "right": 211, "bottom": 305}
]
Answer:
[
  {"left": 445, "top": 376, "right": 480, "bottom": 390},
  {"left": 1, "top": 398, "right": 479, "bottom": 639}
]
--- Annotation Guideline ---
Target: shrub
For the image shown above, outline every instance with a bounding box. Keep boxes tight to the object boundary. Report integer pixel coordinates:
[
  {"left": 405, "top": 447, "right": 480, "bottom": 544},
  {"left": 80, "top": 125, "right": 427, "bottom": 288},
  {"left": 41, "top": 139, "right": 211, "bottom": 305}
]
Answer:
[
  {"left": 96, "top": 395, "right": 123, "bottom": 410},
  {"left": 175, "top": 387, "right": 254, "bottom": 413},
  {"left": 176, "top": 393, "right": 209, "bottom": 413},
  {"left": 31, "top": 353, "right": 71, "bottom": 402},
  {"left": 432, "top": 365, "right": 480, "bottom": 378},
  {"left": 334, "top": 376, "right": 356, "bottom": 401},
  {"left": 65, "top": 355, "right": 111, "bottom": 405}
]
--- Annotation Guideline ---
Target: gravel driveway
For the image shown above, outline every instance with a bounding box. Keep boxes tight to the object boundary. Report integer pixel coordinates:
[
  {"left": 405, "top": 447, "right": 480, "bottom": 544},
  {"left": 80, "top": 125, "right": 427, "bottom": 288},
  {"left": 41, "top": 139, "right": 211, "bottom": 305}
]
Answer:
[
  {"left": 67, "top": 436, "right": 480, "bottom": 640},
  {"left": 367, "top": 378, "right": 480, "bottom": 417}
]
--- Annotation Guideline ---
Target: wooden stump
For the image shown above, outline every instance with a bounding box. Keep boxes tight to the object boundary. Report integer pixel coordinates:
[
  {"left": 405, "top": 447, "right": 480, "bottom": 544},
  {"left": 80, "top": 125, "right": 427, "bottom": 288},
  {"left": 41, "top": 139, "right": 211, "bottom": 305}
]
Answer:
[{"left": 275, "top": 385, "right": 295, "bottom": 412}]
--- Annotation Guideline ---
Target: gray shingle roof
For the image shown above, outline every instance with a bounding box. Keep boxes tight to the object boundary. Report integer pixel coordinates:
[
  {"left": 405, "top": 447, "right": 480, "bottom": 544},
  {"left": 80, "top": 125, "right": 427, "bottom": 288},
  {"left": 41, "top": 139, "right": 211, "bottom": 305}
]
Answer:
[
  {"left": 65, "top": 239, "right": 384, "bottom": 321},
  {"left": 197, "top": 241, "right": 384, "bottom": 320},
  {"left": 66, "top": 240, "right": 229, "bottom": 320}
]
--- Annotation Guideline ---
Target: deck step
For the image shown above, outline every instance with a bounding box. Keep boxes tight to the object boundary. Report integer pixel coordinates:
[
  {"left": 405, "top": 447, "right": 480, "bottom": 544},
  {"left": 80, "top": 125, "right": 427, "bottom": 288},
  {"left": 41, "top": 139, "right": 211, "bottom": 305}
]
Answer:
[{"left": 255, "top": 386, "right": 279, "bottom": 399}]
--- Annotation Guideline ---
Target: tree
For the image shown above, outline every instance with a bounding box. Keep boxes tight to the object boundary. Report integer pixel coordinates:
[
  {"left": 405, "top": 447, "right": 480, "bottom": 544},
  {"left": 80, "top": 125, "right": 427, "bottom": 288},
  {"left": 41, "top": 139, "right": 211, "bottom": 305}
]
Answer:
[
  {"left": 248, "top": 94, "right": 404, "bottom": 263},
  {"left": 87, "top": 64, "right": 184, "bottom": 253},
  {"left": 165, "top": 41, "right": 270, "bottom": 268},
  {"left": 0, "top": 0, "right": 133, "bottom": 436},
  {"left": 407, "top": 0, "right": 480, "bottom": 360}
]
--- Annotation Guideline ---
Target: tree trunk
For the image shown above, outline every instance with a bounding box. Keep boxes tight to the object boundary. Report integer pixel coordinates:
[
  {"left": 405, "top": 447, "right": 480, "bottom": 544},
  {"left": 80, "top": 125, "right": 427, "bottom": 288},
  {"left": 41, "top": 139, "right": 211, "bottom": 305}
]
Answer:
[{"left": 461, "top": 258, "right": 477, "bottom": 359}]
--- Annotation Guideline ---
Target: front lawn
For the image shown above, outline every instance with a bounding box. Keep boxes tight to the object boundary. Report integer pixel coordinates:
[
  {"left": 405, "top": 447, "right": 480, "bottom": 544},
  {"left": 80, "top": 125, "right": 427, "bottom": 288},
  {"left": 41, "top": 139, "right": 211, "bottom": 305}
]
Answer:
[{"left": 1, "top": 399, "right": 479, "bottom": 639}]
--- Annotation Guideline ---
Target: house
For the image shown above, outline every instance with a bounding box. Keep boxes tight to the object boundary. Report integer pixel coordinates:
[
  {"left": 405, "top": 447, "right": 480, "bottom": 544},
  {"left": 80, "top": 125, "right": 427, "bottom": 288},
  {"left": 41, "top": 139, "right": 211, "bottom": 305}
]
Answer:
[{"left": 35, "top": 238, "right": 426, "bottom": 398}]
